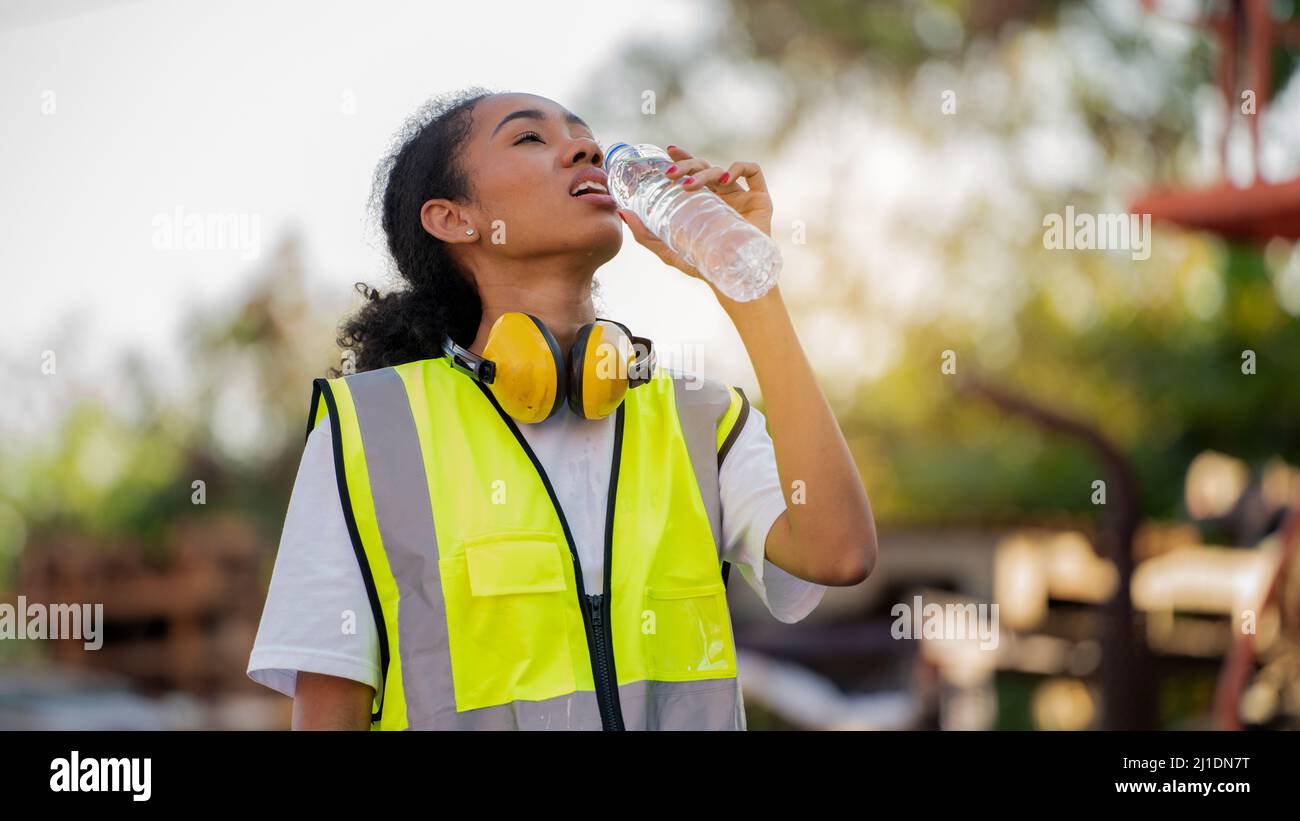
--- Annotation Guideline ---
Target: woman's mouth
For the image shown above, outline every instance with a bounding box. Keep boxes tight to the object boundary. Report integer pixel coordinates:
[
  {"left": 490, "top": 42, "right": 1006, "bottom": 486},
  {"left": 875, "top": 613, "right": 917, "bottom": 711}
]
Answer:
[{"left": 570, "top": 180, "right": 616, "bottom": 208}]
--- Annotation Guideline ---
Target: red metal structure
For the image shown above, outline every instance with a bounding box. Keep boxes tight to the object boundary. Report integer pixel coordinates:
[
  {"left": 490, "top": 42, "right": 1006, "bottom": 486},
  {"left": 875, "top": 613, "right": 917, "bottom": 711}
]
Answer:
[
  {"left": 1132, "top": 0, "right": 1300, "bottom": 240},
  {"left": 1134, "top": 179, "right": 1300, "bottom": 240}
]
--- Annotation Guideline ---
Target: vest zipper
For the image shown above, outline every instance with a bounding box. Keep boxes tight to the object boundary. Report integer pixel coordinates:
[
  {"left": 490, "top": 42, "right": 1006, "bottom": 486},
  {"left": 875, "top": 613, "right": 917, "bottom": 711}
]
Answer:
[
  {"left": 470, "top": 377, "right": 627, "bottom": 730},
  {"left": 586, "top": 592, "right": 623, "bottom": 730}
]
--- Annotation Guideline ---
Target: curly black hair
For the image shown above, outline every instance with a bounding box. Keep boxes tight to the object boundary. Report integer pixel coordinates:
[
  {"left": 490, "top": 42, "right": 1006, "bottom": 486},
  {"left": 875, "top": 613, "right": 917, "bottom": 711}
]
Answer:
[{"left": 338, "top": 87, "right": 497, "bottom": 373}]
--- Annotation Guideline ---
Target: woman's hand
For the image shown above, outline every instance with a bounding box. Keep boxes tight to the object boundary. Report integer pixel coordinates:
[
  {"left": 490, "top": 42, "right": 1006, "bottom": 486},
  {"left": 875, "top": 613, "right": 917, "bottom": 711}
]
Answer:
[{"left": 617, "top": 145, "right": 774, "bottom": 290}]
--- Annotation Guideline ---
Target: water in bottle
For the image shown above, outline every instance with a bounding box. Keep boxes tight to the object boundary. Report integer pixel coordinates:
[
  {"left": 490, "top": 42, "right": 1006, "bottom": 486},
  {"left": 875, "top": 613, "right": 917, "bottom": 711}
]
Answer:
[{"left": 602, "top": 142, "right": 781, "bottom": 302}]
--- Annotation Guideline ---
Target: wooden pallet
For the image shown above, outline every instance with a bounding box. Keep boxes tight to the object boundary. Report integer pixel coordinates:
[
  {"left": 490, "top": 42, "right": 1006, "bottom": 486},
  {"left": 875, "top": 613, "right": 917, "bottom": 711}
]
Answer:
[{"left": 14, "top": 513, "right": 270, "bottom": 697}]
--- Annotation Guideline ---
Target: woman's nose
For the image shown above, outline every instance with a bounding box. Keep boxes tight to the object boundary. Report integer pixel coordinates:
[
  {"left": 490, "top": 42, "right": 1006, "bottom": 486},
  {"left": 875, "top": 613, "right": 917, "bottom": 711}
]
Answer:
[{"left": 567, "top": 137, "right": 603, "bottom": 167}]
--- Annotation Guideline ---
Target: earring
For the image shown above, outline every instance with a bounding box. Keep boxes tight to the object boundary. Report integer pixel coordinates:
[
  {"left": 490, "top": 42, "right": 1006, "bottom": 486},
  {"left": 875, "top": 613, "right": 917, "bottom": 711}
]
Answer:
[{"left": 466, "top": 228, "right": 475, "bottom": 235}]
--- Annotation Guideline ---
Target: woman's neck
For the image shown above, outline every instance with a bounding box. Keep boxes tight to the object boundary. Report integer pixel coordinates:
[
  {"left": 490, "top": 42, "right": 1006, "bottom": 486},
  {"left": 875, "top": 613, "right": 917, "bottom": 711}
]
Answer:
[{"left": 467, "top": 266, "right": 598, "bottom": 359}]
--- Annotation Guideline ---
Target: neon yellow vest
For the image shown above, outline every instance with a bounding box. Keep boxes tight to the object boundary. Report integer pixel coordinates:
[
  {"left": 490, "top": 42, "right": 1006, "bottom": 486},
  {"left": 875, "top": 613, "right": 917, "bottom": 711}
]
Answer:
[{"left": 306, "top": 354, "right": 754, "bottom": 730}]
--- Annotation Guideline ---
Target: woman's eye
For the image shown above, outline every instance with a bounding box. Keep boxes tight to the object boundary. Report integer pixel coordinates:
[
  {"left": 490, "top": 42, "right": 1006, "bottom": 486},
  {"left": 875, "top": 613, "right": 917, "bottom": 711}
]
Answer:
[{"left": 514, "top": 131, "right": 543, "bottom": 145}]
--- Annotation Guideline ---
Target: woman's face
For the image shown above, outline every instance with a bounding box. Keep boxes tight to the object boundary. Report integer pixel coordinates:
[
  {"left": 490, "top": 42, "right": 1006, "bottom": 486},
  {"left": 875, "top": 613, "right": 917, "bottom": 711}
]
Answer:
[{"left": 454, "top": 92, "right": 622, "bottom": 266}]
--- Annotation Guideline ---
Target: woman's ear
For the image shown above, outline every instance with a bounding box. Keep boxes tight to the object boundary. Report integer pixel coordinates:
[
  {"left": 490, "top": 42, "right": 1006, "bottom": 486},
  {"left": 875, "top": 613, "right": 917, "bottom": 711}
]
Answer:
[{"left": 420, "top": 198, "right": 477, "bottom": 243}]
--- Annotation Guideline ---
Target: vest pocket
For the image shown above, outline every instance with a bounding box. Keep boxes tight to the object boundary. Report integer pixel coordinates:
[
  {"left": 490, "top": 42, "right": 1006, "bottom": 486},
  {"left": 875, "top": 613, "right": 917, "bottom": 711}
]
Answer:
[
  {"left": 643, "top": 581, "right": 736, "bottom": 681},
  {"left": 439, "top": 534, "right": 577, "bottom": 711},
  {"left": 464, "top": 536, "right": 569, "bottom": 596}
]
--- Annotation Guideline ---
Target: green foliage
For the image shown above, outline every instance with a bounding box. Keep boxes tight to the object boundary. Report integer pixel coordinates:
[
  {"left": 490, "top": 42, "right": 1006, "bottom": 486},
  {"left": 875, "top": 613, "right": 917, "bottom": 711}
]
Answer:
[{"left": 713, "top": 1, "right": 1300, "bottom": 525}]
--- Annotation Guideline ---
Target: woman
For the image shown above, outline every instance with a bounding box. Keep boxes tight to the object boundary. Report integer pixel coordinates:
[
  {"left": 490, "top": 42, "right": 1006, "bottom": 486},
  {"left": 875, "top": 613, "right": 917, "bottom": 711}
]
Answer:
[{"left": 247, "top": 89, "right": 877, "bottom": 730}]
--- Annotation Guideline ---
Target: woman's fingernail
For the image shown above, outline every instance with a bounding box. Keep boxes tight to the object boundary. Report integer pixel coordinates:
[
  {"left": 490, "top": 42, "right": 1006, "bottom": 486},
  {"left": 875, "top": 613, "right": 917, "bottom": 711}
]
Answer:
[
  {"left": 667, "top": 164, "right": 678, "bottom": 174},
  {"left": 683, "top": 176, "right": 694, "bottom": 184},
  {"left": 667, "top": 145, "right": 677, "bottom": 151},
  {"left": 719, "top": 172, "right": 730, "bottom": 184}
]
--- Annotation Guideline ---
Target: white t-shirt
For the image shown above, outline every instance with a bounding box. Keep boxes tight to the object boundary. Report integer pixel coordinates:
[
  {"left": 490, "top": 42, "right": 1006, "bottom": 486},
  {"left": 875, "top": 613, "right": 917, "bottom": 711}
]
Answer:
[{"left": 247, "top": 392, "right": 825, "bottom": 700}]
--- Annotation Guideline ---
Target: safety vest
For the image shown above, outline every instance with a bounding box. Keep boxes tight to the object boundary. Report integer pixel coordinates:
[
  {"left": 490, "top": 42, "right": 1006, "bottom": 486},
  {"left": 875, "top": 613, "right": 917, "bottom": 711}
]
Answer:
[{"left": 305, "top": 353, "right": 754, "bottom": 730}]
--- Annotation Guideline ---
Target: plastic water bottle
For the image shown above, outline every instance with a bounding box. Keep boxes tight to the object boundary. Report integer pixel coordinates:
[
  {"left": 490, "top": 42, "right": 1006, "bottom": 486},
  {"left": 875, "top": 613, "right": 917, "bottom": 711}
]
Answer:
[{"left": 602, "top": 142, "right": 781, "bottom": 302}]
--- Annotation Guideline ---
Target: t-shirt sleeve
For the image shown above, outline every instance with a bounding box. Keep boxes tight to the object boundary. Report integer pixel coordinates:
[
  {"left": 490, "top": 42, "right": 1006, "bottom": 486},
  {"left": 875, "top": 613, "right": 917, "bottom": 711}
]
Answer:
[
  {"left": 718, "top": 401, "right": 827, "bottom": 624},
  {"left": 246, "top": 421, "right": 382, "bottom": 699}
]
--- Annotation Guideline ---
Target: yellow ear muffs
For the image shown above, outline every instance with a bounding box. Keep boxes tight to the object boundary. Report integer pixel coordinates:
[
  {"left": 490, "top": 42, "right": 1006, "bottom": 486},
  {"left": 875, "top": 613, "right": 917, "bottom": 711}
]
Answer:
[
  {"left": 567, "top": 319, "right": 634, "bottom": 420},
  {"left": 481, "top": 312, "right": 567, "bottom": 424},
  {"left": 442, "top": 313, "right": 654, "bottom": 425}
]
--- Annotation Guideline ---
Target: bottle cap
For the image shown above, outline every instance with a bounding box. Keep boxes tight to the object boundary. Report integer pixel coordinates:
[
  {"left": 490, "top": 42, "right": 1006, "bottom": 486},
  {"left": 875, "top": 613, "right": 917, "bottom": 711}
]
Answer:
[{"left": 601, "top": 142, "right": 631, "bottom": 170}]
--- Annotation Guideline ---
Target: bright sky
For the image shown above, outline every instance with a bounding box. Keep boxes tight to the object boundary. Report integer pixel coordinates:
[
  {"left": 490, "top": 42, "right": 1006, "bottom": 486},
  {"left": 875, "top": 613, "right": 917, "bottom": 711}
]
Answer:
[{"left": 0, "top": 0, "right": 776, "bottom": 407}]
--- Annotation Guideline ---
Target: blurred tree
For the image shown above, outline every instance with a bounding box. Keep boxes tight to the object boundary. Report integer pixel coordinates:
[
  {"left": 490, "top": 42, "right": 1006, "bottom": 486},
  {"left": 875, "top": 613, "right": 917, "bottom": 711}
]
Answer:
[{"left": 3, "top": 233, "right": 347, "bottom": 588}]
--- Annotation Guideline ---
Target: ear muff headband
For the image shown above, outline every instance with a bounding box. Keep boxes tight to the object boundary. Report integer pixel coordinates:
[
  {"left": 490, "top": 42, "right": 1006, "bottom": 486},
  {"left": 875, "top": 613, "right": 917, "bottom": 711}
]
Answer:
[
  {"left": 603, "top": 318, "right": 656, "bottom": 388},
  {"left": 442, "top": 334, "right": 496, "bottom": 383}
]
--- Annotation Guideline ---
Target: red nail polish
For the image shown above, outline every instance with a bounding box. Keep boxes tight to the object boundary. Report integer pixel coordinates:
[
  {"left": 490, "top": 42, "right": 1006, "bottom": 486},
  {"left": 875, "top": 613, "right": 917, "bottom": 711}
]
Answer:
[
  {"left": 667, "top": 165, "right": 677, "bottom": 174},
  {"left": 719, "top": 172, "right": 730, "bottom": 184},
  {"left": 683, "top": 176, "right": 694, "bottom": 184},
  {"left": 667, "top": 145, "right": 677, "bottom": 151}
]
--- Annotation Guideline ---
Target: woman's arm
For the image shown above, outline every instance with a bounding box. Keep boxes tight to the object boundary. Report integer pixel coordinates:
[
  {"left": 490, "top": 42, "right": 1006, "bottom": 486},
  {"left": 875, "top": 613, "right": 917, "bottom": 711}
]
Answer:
[
  {"left": 718, "top": 284, "right": 877, "bottom": 586},
  {"left": 616, "top": 147, "right": 876, "bottom": 587},
  {"left": 292, "top": 672, "right": 374, "bottom": 730}
]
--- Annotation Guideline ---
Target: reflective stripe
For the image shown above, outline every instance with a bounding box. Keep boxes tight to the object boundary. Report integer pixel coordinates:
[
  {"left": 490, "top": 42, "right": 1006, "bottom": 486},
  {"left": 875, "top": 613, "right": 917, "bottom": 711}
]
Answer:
[
  {"left": 619, "top": 679, "right": 744, "bottom": 730},
  {"left": 405, "top": 680, "right": 741, "bottom": 730},
  {"left": 427, "top": 691, "right": 604, "bottom": 731},
  {"left": 669, "top": 373, "right": 733, "bottom": 561},
  {"left": 346, "top": 368, "right": 458, "bottom": 728}
]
